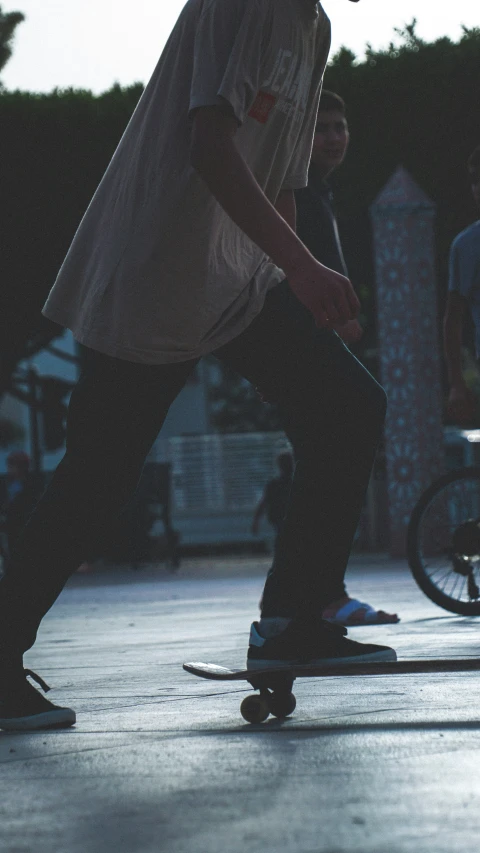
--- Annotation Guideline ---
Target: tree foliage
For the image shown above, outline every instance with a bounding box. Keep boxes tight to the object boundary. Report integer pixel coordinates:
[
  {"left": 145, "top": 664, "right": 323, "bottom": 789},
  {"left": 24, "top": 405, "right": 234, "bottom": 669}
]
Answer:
[
  {"left": 0, "top": 4, "right": 24, "bottom": 77},
  {"left": 0, "top": 83, "right": 143, "bottom": 396}
]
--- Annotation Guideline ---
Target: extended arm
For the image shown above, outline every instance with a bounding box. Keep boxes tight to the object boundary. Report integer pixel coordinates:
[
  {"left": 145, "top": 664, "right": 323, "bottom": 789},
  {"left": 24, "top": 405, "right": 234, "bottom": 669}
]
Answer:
[
  {"left": 444, "top": 292, "right": 467, "bottom": 388},
  {"left": 443, "top": 292, "right": 475, "bottom": 423}
]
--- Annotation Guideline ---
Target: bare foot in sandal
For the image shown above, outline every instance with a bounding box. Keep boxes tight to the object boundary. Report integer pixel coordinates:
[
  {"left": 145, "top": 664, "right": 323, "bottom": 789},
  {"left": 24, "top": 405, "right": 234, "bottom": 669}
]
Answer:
[{"left": 322, "top": 596, "right": 400, "bottom": 626}]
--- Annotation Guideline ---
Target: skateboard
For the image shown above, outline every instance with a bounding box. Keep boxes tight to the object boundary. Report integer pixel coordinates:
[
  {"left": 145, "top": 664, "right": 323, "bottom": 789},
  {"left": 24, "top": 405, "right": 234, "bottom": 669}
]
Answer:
[{"left": 183, "top": 659, "right": 480, "bottom": 723}]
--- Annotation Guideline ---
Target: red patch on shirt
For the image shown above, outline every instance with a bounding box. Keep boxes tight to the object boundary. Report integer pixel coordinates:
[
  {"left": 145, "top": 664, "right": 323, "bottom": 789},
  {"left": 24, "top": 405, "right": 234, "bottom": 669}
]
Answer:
[{"left": 248, "top": 91, "right": 277, "bottom": 124}]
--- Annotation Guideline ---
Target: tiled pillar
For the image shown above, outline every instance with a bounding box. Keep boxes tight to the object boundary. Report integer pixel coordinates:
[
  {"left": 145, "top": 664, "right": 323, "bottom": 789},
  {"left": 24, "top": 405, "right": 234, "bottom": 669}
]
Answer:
[{"left": 371, "top": 167, "right": 444, "bottom": 555}]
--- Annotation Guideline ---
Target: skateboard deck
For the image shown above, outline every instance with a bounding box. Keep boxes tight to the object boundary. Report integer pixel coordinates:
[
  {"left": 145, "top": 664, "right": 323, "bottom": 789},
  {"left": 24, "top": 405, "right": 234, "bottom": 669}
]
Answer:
[{"left": 183, "top": 658, "right": 480, "bottom": 723}]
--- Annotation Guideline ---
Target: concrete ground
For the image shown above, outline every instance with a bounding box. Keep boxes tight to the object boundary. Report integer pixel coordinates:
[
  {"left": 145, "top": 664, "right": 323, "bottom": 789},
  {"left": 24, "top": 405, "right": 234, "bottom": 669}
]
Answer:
[{"left": 1, "top": 554, "right": 480, "bottom": 853}]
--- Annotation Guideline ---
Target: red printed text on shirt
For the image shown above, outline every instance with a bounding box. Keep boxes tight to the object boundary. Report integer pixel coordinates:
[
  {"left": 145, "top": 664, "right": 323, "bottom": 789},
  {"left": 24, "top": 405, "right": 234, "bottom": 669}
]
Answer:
[{"left": 248, "top": 91, "right": 277, "bottom": 124}]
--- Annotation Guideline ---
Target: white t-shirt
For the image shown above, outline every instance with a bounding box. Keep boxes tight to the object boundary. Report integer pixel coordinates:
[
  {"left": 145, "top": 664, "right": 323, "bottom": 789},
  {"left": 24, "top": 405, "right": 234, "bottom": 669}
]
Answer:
[{"left": 43, "top": 0, "right": 331, "bottom": 364}]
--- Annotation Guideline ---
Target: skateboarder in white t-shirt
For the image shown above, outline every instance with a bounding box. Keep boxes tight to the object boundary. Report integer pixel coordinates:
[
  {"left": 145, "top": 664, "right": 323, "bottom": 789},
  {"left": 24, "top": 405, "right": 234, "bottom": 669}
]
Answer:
[{"left": 0, "top": 0, "right": 395, "bottom": 732}]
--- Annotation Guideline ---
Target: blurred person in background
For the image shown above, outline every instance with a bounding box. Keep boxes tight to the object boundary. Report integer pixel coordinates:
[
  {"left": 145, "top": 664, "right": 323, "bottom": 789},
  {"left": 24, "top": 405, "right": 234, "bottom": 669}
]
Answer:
[
  {"left": 0, "top": 452, "right": 39, "bottom": 562},
  {"left": 252, "top": 452, "right": 295, "bottom": 541},
  {"left": 444, "top": 146, "right": 480, "bottom": 425}
]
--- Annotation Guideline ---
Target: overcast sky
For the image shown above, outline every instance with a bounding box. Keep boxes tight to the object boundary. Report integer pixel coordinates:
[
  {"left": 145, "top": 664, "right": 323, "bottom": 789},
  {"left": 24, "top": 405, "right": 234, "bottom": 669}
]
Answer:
[{"left": 2, "top": 0, "right": 479, "bottom": 93}]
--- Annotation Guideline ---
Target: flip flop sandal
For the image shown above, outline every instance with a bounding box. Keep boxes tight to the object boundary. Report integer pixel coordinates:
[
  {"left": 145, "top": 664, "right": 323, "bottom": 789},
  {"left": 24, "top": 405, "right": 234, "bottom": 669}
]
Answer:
[{"left": 322, "top": 598, "right": 400, "bottom": 626}]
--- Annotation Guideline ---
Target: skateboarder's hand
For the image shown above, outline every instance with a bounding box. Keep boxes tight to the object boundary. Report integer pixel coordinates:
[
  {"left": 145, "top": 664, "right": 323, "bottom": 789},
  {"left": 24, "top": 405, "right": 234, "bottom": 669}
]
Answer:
[
  {"left": 331, "top": 319, "right": 363, "bottom": 344},
  {"left": 288, "top": 258, "right": 360, "bottom": 328}
]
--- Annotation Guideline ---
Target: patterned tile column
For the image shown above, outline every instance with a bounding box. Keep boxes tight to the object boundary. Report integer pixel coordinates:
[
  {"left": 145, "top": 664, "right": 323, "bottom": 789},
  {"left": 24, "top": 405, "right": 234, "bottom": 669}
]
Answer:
[{"left": 370, "top": 167, "right": 444, "bottom": 555}]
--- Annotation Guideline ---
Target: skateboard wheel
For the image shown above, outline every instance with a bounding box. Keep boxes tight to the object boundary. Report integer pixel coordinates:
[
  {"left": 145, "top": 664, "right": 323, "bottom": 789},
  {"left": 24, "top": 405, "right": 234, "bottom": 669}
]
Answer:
[
  {"left": 267, "top": 691, "right": 296, "bottom": 719},
  {"left": 240, "top": 694, "right": 270, "bottom": 724}
]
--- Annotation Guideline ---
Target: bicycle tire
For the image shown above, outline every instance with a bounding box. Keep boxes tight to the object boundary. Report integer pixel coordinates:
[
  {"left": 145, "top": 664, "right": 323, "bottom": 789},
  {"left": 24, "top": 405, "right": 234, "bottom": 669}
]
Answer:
[{"left": 407, "top": 466, "right": 480, "bottom": 615}]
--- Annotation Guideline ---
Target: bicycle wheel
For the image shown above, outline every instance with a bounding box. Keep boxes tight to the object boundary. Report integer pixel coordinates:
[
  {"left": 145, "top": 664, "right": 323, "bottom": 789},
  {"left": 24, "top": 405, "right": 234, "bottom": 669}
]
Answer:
[{"left": 407, "top": 467, "right": 480, "bottom": 615}]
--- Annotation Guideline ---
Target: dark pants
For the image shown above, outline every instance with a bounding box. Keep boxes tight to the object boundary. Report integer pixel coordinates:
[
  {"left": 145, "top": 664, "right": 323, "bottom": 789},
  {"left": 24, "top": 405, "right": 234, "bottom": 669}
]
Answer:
[{"left": 0, "top": 282, "right": 386, "bottom": 657}]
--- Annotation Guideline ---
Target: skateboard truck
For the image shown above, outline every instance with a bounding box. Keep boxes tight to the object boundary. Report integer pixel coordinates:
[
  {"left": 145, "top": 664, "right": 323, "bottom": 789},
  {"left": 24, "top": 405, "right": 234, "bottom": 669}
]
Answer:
[{"left": 242, "top": 671, "right": 296, "bottom": 723}]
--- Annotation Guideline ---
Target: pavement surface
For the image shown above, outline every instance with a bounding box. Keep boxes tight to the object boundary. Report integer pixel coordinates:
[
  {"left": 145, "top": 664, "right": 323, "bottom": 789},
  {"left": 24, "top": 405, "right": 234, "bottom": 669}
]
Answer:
[{"left": 1, "top": 554, "right": 480, "bottom": 853}]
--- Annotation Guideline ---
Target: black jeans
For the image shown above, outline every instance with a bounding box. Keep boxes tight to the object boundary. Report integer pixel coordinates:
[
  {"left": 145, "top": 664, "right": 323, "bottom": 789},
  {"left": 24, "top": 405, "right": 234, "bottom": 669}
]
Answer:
[{"left": 0, "top": 281, "right": 386, "bottom": 656}]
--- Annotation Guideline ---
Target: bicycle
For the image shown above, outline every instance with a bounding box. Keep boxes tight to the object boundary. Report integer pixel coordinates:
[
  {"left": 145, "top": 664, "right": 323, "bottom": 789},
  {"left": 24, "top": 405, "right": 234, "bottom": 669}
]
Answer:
[{"left": 407, "top": 466, "right": 480, "bottom": 615}]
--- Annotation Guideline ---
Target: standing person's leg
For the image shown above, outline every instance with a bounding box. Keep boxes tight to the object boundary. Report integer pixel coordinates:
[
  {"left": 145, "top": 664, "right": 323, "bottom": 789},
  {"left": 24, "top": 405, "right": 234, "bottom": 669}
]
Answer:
[
  {"left": 214, "top": 281, "right": 395, "bottom": 665},
  {"left": 0, "top": 349, "right": 196, "bottom": 728}
]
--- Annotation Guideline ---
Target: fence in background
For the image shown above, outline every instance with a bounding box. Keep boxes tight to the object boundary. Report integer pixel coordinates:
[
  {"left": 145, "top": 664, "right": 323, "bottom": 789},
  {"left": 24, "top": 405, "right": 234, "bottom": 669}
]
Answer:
[
  {"left": 163, "top": 432, "right": 387, "bottom": 551},
  {"left": 165, "top": 432, "right": 291, "bottom": 547}
]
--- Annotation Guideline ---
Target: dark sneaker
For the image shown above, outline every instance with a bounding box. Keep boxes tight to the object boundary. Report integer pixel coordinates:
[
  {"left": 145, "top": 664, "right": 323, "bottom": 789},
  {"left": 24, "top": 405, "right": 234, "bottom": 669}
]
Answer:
[
  {"left": 247, "top": 616, "right": 396, "bottom": 670},
  {"left": 0, "top": 669, "right": 76, "bottom": 731}
]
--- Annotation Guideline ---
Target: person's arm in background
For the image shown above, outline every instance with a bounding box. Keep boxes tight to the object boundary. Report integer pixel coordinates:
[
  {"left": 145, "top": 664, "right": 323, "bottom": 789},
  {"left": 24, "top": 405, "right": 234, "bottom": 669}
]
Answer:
[{"left": 444, "top": 291, "right": 476, "bottom": 423}]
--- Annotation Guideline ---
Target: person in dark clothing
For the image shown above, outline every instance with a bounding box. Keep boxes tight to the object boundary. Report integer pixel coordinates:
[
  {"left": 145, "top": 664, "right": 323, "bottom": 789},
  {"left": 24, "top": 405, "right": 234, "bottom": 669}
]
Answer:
[
  {"left": 252, "top": 452, "right": 294, "bottom": 538},
  {"left": 294, "top": 90, "right": 399, "bottom": 626},
  {"left": 443, "top": 145, "right": 480, "bottom": 424},
  {"left": 296, "top": 92, "right": 349, "bottom": 275}
]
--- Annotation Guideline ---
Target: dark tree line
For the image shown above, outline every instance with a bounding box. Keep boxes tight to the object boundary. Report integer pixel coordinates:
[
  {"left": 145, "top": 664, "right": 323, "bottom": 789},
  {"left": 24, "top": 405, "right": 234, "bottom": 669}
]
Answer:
[
  {"left": 0, "top": 4, "right": 24, "bottom": 78},
  {"left": 0, "top": 24, "right": 479, "bottom": 429},
  {"left": 0, "top": 83, "right": 143, "bottom": 398}
]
